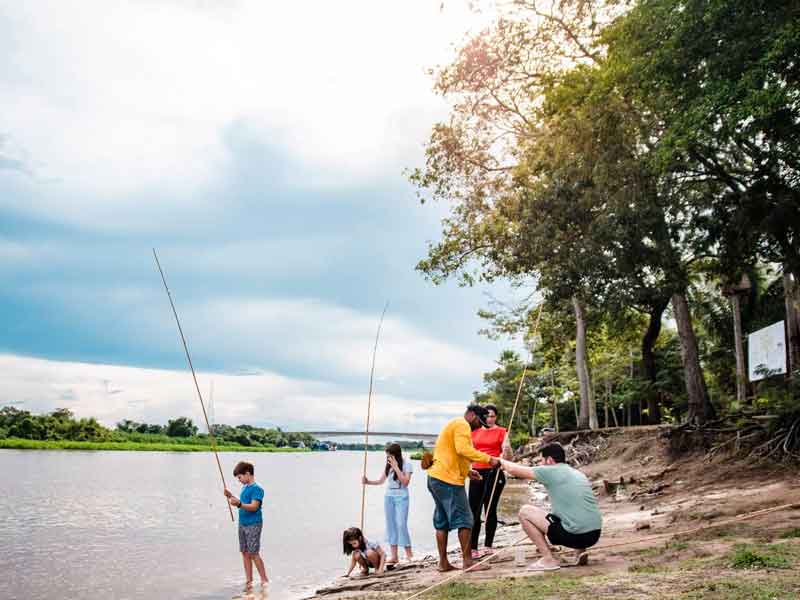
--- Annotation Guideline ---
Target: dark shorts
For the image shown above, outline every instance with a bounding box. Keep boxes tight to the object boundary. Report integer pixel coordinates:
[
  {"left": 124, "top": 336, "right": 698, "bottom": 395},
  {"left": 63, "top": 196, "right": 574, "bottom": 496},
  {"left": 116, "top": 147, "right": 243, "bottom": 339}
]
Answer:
[
  {"left": 238, "top": 523, "right": 263, "bottom": 554},
  {"left": 427, "top": 476, "right": 473, "bottom": 531},
  {"left": 545, "top": 514, "right": 600, "bottom": 550}
]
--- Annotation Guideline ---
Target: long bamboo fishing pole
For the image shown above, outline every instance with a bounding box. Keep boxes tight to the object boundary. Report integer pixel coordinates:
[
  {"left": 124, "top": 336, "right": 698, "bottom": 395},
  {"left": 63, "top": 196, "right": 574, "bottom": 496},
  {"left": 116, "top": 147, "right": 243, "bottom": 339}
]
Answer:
[
  {"left": 153, "top": 248, "right": 234, "bottom": 522},
  {"left": 360, "top": 301, "right": 389, "bottom": 531},
  {"left": 483, "top": 302, "right": 544, "bottom": 522}
]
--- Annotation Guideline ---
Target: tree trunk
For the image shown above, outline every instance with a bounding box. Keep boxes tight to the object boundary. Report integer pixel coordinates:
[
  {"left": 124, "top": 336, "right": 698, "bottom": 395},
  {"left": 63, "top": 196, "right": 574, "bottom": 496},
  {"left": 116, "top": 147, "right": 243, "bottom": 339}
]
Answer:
[
  {"left": 671, "top": 292, "right": 715, "bottom": 425},
  {"left": 604, "top": 380, "right": 610, "bottom": 428},
  {"left": 641, "top": 299, "right": 668, "bottom": 424},
  {"left": 784, "top": 268, "right": 800, "bottom": 378},
  {"left": 572, "top": 296, "right": 598, "bottom": 430},
  {"left": 730, "top": 293, "right": 748, "bottom": 403}
]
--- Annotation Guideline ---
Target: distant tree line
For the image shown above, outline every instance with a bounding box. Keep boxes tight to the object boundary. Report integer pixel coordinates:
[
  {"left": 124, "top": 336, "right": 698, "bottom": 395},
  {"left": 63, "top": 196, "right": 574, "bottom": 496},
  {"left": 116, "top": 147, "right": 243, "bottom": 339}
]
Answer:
[
  {"left": 329, "top": 440, "right": 425, "bottom": 451},
  {"left": 0, "top": 407, "right": 317, "bottom": 448}
]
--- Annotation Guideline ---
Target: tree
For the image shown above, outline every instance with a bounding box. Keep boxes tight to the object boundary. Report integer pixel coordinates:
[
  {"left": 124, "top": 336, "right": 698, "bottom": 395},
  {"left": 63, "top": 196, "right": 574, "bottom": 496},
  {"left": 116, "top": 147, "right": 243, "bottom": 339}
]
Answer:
[
  {"left": 165, "top": 417, "right": 198, "bottom": 437},
  {"left": 604, "top": 0, "right": 800, "bottom": 372}
]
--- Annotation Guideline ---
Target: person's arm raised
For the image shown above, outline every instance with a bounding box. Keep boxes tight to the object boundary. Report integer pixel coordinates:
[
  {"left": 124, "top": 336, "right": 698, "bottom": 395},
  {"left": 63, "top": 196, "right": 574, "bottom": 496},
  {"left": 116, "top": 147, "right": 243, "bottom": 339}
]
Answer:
[
  {"left": 500, "top": 459, "right": 536, "bottom": 480},
  {"left": 388, "top": 456, "right": 412, "bottom": 486}
]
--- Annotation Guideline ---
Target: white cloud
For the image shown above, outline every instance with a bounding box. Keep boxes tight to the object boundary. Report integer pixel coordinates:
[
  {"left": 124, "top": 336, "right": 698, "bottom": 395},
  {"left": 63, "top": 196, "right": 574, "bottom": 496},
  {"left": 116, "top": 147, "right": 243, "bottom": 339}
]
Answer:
[
  {"left": 0, "top": 352, "right": 467, "bottom": 433},
  {"left": 0, "top": 0, "right": 493, "bottom": 222}
]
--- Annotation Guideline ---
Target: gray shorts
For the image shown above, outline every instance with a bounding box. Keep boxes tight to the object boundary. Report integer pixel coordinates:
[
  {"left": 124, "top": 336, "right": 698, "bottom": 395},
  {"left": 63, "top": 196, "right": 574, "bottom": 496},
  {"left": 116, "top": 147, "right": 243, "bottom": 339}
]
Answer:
[{"left": 238, "top": 523, "right": 262, "bottom": 554}]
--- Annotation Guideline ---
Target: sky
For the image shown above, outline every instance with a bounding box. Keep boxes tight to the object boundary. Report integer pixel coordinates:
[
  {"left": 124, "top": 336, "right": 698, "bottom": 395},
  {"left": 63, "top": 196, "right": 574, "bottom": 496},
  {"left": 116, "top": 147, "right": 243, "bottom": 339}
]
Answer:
[{"left": 0, "top": 0, "right": 519, "bottom": 433}]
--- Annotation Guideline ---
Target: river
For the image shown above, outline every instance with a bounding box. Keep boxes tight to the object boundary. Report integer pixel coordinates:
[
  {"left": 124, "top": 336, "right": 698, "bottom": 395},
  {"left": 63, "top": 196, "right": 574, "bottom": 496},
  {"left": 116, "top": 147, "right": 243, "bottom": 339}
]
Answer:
[{"left": 0, "top": 449, "right": 442, "bottom": 600}]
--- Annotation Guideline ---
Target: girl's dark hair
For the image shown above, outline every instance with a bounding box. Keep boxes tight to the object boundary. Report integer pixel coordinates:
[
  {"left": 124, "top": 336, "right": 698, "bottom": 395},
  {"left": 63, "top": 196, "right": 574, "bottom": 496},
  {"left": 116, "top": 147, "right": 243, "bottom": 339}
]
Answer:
[
  {"left": 233, "top": 461, "right": 254, "bottom": 476},
  {"left": 384, "top": 443, "right": 404, "bottom": 480},
  {"left": 342, "top": 527, "right": 365, "bottom": 555},
  {"left": 484, "top": 404, "right": 499, "bottom": 417}
]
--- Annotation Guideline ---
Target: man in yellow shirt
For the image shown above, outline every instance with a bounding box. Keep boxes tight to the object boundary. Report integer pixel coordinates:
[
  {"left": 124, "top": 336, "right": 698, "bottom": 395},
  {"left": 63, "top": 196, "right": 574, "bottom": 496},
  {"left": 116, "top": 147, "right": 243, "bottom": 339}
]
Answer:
[{"left": 426, "top": 404, "right": 500, "bottom": 572}]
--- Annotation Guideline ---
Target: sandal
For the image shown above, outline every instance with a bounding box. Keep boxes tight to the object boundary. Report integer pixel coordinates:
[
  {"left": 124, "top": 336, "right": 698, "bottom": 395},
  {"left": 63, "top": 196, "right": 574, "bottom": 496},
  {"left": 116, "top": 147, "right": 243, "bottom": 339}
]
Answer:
[{"left": 527, "top": 558, "right": 561, "bottom": 572}]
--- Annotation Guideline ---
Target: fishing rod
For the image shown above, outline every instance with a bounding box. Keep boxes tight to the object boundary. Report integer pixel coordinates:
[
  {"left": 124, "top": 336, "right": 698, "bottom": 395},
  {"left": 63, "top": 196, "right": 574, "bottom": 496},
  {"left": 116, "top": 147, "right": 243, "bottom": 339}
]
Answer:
[
  {"left": 153, "top": 248, "right": 234, "bottom": 522},
  {"left": 360, "top": 301, "right": 389, "bottom": 531},
  {"left": 483, "top": 302, "right": 544, "bottom": 522}
]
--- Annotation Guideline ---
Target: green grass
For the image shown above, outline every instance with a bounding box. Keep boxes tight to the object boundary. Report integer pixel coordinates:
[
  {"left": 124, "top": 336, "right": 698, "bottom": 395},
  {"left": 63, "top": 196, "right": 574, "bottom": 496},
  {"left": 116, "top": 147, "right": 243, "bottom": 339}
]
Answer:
[
  {"left": 415, "top": 574, "right": 588, "bottom": 600},
  {"left": 679, "top": 577, "right": 800, "bottom": 599},
  {"left": 729, "top": 543, "right": 796, "bottom": 570},
  {"left": 779, "top": 527, "right": 800, "bottom": 539},
  {"left": 0, "top": 438, "right": 310, "bottom": 452}
]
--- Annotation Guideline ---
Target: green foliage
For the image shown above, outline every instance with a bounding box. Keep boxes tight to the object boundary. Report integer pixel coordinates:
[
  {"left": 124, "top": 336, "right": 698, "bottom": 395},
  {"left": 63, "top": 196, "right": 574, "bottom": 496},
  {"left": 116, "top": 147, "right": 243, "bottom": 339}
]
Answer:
[
  {"left": 0, "top": 407, "right": 318, "bottom": 451},
  {"left": 0, "top": 438, "right": 308, "bottom": 452}
]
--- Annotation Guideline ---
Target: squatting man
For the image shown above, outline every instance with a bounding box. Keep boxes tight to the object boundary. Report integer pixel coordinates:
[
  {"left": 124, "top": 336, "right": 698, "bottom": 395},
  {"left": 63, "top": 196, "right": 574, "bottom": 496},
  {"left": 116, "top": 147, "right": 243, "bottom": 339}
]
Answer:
[{"left": 500, "top": 443, "right": 602, "bottom": 571}]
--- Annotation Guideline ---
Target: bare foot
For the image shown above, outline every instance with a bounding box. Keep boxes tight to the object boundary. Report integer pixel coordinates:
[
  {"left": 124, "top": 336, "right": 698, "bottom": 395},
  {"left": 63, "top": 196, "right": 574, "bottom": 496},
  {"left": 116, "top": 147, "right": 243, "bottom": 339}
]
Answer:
[
  {"left": 386, "top": 558, "right": 398, "bottom": 565},
  {"left": 462, "top": 560, "right": 491, "bottom": 572},
  {"left": 437, "top": 562, "right": 458, "bottom": 573}
]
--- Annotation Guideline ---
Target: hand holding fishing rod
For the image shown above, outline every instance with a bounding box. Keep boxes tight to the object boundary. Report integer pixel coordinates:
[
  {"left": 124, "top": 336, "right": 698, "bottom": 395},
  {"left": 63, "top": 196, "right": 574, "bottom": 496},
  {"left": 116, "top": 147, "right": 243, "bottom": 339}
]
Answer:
[{"left": 153, "top": 248, "right": 234, "bottom": 522}]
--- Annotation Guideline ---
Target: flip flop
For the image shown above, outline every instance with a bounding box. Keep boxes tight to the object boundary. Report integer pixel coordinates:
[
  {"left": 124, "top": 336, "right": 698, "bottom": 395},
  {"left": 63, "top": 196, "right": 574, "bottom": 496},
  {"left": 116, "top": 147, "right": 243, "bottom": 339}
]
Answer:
[{"left": 527, "top": 559, "right": 561, "bottom": 572}]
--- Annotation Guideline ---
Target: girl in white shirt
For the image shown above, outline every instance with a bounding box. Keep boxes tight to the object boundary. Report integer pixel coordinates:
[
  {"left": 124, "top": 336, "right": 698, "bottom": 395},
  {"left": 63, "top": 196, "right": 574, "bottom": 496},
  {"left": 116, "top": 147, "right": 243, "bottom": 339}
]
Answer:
[{"left": 362, "top": 443, "right": 414, "bottom": 563}]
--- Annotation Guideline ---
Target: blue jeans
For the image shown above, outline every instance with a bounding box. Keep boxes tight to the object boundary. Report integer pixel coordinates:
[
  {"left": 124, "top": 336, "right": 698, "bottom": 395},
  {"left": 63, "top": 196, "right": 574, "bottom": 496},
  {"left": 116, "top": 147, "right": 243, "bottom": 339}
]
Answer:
[{"left": 384, "top": 493, "right": 412, "bottom": 547}]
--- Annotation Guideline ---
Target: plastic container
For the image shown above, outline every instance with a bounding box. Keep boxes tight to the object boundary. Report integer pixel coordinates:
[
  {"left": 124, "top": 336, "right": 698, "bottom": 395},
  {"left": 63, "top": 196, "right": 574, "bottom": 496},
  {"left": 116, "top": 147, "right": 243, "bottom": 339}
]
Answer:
[{"left": 514, "top": 545, "right": 526, "bottom": 567}]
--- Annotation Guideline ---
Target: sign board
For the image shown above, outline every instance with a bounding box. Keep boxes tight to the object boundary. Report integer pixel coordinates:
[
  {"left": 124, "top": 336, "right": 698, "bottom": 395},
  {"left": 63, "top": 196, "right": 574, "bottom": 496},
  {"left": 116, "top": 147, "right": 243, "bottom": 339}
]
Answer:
[{"left": 748, "top": 321, "right": 786, "bottom": 381}]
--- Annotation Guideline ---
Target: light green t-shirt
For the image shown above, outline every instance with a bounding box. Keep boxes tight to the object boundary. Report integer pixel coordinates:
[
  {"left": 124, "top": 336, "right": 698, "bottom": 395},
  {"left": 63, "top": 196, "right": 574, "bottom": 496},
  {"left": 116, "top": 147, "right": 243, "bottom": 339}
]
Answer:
[{"left": 532, "top": 463, "right": 602, "bottom": 534}]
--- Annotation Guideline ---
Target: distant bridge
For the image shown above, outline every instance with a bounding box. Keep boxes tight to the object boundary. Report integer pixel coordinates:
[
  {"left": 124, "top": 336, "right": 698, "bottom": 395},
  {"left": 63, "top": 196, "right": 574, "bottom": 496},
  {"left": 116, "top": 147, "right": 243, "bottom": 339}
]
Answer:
[{"left": 301, "top": 431, "right": 439, "bottom": 441}]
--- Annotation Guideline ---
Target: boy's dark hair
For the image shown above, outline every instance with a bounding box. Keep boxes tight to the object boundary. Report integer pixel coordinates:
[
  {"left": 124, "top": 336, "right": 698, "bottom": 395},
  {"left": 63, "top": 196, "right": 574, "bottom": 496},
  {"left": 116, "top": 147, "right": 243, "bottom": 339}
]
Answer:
[
  {"left": 541, "top": 443, "right": 566, "bottom": 463},
  {"left": 342, "top": 526, "right": 365, "bottom": 555},
  {"left": 233, "top": 461, "right": 254, "bottom": 476}
]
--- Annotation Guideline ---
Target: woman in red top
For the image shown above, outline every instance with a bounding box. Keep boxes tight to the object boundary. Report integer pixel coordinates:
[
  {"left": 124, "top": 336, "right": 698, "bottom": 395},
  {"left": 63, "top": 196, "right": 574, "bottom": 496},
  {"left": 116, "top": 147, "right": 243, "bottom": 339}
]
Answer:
[{"left": 468, "top": 404, "right": 513, "bottom": 557}]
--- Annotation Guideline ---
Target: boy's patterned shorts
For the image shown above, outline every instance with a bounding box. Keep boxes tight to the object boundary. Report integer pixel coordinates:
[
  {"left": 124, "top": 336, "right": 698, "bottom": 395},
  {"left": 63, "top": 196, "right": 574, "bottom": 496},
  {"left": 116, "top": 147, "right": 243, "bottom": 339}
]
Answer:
[{"left": 238, "top": 523, "right": 262, "bottom": 554}]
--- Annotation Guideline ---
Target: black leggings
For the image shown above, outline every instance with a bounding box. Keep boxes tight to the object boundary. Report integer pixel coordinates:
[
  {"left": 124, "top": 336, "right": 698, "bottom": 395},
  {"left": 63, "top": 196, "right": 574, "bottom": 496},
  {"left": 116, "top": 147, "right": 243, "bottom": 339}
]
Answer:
[{"left": 468, "top": 467, "right": 506, "bottom": 549}]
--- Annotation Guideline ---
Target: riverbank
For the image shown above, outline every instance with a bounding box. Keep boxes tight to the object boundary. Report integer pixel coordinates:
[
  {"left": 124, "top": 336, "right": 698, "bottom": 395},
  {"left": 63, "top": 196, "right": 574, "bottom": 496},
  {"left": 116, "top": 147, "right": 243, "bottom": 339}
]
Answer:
[
  {"left": 306, "top": 428, "right": 800, "bottom": 599},
  {"left": 0, "top": 438, "right": 311, "bottom": 452}
]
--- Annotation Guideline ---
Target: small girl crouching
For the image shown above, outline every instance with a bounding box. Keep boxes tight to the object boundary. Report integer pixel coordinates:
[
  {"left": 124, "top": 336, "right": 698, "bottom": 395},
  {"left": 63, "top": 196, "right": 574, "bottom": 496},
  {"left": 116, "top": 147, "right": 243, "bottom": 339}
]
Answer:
[{"left": 342, "top": 527, "right": 386, "bottom": 577}]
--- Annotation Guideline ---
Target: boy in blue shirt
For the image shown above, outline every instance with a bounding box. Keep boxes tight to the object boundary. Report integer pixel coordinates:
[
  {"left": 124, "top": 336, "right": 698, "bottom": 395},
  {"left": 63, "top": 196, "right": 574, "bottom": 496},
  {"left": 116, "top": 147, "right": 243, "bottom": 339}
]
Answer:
[{"left": 224, "top": 461, "right": 268, "bottom": 590}]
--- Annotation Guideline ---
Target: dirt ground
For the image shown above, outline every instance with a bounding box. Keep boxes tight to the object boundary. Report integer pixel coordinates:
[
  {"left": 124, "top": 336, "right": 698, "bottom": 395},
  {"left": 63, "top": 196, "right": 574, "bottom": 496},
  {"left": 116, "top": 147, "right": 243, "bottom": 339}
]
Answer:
[{"left": 305, "top": 428, "right": 800, "bottom": 600}]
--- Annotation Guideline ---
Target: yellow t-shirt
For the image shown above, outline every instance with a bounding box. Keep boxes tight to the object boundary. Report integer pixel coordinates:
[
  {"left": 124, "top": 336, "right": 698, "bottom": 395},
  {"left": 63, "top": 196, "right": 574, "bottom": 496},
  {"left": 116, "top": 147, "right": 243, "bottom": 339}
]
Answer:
[{"left": 428, "top": 417, "right": 491, "bottom": 486}]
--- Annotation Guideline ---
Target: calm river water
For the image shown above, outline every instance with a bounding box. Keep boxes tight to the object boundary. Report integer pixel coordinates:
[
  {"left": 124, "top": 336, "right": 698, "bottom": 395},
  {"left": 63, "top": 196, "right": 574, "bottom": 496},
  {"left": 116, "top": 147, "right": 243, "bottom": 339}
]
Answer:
[{"left": 0, "top": 449, "right": 441, "bottom": 600}]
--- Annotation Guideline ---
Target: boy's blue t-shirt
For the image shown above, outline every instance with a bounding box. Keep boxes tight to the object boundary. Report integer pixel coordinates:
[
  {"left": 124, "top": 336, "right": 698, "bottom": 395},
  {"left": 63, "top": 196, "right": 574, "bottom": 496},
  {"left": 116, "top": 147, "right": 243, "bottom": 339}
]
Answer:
[{"left": 239, "top": 482, "right": 264, "bottom": 526}]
